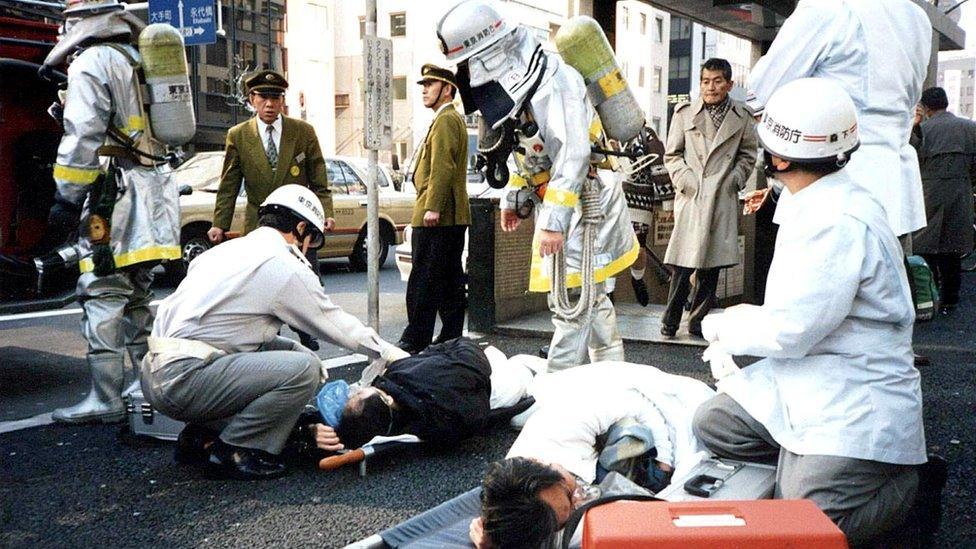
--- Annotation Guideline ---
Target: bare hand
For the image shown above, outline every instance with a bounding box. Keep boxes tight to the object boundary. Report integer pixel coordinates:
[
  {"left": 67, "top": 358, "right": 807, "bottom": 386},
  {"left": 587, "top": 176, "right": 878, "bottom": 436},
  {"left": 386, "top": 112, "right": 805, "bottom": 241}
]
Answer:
[
  {"left": 913, "top": 105, "right": 924, "bottom": 127},
  {"left": 423, "top": 210, "right": 440, "bottom": 227},
  {"left": 207, "top": 226, "right": 225, "bottom": 244},
  {"left": 324, "top": 218, "right": 336, "bottom": 232},
  {"left": 469, "top": 517, "right": 491, "bottom": 549},
  {"left": 312, "top": 423, "right": 344, "bottom": 452},
  {"left": 537, "top": 230, "right": 565, "bottom": 257},
  {"left": 741, "top": 189, "right": 771, "bottom": 216},
  {"left": 500, "top": 209, "right": 521, "bottom": 232}
]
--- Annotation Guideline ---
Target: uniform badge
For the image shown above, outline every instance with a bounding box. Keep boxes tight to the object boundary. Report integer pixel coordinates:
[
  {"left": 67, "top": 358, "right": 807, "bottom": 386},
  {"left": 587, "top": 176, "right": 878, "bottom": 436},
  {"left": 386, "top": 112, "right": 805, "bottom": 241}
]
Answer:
[{"left": 290, "top": 165, "right": 300, "bottom": 177}]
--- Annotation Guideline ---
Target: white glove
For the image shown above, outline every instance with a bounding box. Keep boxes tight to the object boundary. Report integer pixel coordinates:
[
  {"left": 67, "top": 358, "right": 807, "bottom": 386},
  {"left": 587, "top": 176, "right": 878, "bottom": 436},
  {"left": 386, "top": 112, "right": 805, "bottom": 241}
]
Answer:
[
  {"left": 700, "top": 314, "right": 720, "bottom": 343},
  {"left": 383, "top": 345, "right": 410, "bottom": 362},
  {"left": 702, "top": 342, "right": 740, "bottom": 382}
]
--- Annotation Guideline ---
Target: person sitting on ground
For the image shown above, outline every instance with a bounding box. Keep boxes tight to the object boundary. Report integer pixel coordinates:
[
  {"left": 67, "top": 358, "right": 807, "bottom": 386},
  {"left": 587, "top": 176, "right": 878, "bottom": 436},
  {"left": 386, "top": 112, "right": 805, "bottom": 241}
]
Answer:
[
  {"left": 470, "top": 361, "right": 716, "bottom": 549},
  {"left": 142, "top": 185, "right": 401, "bottom": 481},
  {"left": 694, "top": 79, "right": 927, "bottom": 546},
  {"left": 309, "top": 340, "right": 538, "bottom": 452}
]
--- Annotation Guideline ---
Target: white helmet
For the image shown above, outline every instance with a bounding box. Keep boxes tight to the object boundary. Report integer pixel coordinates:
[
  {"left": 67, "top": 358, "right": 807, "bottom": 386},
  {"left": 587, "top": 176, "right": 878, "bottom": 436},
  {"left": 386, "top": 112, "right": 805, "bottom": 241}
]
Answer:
[
  {"left": 757, "top": 78, "right": 859, "bottom": 165},
  {"left": 437, "top": 0, "right": 513, "bottom": 63},
  {"left": 63, "top": 0, "right": 124, "bottom": 16},
  {"left": 259, "top": 185, "right": 326, "bottom": 248}
]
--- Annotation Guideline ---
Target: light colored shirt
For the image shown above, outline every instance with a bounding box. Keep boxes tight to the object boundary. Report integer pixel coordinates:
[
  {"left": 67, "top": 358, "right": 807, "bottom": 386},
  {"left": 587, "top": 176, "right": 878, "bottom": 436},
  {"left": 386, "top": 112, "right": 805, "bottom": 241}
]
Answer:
[
  {"left": 745, "top": 0, "right": 931, "bottom": 236},
  {"left": 709, "top": 170, "right": 926, "bottom": 465},
  {"left": 508, "top": 363, "right": 714, "bottom": 484},
  {"left": 259, "top": 114, "right": 283, "bottom": 156},
  {"left": 152, "top": 227, "right": 387, "bottom": 358}
]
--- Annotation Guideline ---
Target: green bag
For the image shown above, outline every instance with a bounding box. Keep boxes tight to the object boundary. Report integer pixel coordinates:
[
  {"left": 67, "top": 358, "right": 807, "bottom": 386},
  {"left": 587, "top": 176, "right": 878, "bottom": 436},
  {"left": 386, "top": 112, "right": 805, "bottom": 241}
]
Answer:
[{"left": 908, "top": 255, "right": 939, "bottom": 321}]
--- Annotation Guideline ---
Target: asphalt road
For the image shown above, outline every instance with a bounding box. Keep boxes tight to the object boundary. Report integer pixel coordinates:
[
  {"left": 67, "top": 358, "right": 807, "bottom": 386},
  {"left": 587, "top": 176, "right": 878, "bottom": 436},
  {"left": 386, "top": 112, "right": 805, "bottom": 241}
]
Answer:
[{"left": 1, "top": 272, "right": 973, "bottom": 548}]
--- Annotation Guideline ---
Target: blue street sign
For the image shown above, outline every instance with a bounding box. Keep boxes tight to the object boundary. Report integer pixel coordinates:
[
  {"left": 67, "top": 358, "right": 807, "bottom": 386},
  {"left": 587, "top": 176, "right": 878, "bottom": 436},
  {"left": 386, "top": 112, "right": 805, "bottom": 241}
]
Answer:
[{"left": 148, "top": 0, "right": 217, "bottom": 46}]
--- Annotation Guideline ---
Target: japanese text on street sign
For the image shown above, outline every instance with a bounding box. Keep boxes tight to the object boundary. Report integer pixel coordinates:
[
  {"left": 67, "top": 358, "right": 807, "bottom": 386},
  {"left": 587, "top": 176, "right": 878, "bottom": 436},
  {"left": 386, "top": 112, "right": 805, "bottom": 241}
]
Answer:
[
  {"left": 148, "top": 0, "right": 217, "bottom": 46},
  {"left": 364, "top": 35, "right": 393, "bottom": 150}
]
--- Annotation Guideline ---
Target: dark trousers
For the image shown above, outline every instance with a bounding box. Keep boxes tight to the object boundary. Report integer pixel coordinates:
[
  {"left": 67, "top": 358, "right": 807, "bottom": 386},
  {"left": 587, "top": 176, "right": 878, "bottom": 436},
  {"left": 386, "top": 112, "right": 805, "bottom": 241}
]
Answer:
[
  {"left": 401, "top": 225, "right": 467, "bottom": 348},
  {"left": 921, "top": 253, "right": 961, "bottom": 306},
  {"left": 661, "top": 266, "right": 720, "bottom": 331}
]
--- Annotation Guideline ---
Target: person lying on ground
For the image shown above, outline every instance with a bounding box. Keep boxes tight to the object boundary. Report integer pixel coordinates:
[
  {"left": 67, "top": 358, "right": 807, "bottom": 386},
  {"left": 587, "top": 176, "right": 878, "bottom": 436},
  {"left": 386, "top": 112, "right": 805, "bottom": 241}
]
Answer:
[
  {"left": 308, "top": 339, "right": 539, "bottom": 451},
  {"left": 471, "top": 362, "right": 716, "bottom": 549}
]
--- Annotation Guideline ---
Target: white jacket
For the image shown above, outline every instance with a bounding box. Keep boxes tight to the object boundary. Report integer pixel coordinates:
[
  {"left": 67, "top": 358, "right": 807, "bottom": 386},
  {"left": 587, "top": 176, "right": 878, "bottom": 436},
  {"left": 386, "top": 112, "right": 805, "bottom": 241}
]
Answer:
[
  {"left": 507, "top": 362, "right": 715, "bottom": 485},
  {"left": 746, "top": 0, "right": 932, "bottom": 237},
  {"left": 707, "top": 171, "right": 926, "bottom": 465}
]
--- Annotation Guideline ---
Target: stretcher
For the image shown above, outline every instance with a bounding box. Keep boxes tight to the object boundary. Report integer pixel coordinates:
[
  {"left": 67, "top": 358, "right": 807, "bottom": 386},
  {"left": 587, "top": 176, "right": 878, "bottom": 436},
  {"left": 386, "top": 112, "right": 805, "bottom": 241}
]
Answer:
[
  {"left": 320, "top": 396, "right": 536, "bottom": 477},
  {"left": 345, "top": 487, "right": 482, "bottom": 548}
]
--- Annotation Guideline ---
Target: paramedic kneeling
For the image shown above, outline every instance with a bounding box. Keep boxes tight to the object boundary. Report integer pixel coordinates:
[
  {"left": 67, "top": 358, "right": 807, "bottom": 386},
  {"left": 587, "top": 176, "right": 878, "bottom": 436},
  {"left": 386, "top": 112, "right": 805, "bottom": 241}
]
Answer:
[
  {"left": 142, "top": 185, "right": 396, "bottom": 480},
  {"left": 693, "top": 79, "right": 925, "bottom": 545}
]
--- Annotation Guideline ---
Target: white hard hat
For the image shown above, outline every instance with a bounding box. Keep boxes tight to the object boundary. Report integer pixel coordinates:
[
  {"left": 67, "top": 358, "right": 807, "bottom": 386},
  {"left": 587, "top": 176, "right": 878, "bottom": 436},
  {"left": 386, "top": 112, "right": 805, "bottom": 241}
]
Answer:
[
  {"left": 757, "top": 78, "right": 859, "bottom": 164},
  {"left": 259, "top": 185, "right": 326, "bottom": 248},
  {"left": 63, "top": 0, "right": 124, "bottom": 16},
  {"left": 437, "top": 0, "right": 512, "bottom": 63}
]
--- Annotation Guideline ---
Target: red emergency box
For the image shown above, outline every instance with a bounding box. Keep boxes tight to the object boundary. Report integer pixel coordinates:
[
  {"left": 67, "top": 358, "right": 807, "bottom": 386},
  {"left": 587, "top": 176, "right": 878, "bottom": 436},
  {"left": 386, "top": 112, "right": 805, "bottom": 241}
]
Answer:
[{"left": 582, "top": 499, "right": 848, "bottom": 549}]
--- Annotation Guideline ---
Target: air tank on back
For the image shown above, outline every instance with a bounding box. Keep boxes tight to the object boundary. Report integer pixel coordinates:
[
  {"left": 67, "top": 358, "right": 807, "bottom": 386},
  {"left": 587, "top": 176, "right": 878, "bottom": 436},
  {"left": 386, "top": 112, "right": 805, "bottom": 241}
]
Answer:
[
  {"left": 555, "top": 16, "right": 644, "bottom": 144},
  {"left": 138, "top": 23, "right": 196, "bottom": 147}
]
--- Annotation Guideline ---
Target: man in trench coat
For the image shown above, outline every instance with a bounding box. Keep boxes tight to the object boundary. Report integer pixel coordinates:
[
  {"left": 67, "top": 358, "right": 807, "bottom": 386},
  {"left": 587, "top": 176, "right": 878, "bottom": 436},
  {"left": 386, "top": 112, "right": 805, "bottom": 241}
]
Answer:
[
  {"left": 912, "top": 87, "right": 976, "bottom": 311},
  {"left": 661, "top": 58, "right": 757, "bottom": 337}
]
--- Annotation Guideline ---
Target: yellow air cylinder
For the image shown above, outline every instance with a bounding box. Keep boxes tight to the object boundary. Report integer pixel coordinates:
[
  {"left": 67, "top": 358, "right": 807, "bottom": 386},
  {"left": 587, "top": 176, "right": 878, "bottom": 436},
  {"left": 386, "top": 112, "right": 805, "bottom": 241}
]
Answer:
[
  {"left": 555, "top": 16, "right": 643, "bottom": 143},
  {"left": 138, "top": 23, "right": 196, "bottom": 146}
]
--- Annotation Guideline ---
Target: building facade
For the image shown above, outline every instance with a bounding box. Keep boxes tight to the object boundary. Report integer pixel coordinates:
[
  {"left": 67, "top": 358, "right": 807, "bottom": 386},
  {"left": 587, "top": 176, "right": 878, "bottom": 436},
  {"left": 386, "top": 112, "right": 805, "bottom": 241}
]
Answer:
[
  {"left": 937, "top": 53, "right": 976, "bottom": 118},
  {"left": 615, "top": 0, "right": 670, "bottom": 138}
]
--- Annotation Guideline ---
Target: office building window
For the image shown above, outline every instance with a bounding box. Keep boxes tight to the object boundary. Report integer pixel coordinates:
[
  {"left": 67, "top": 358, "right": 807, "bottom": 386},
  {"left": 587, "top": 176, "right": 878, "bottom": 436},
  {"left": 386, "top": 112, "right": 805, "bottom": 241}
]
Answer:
[
  {"left": 621, "top": 6, "right": 628, "bottom": 29},
  {"left": 640, "top": 13, "right": 646, "bottom": 35},
  {"left": 639, "top": 66, "right": 645, "bottom": 88},
  {"left": 549, "top": 22, "right": 561, "bottom": 43},
  {"left": 359, "top": 16, "right": 365, "bottom": 39},
  {"left": 393, "top": 76, "right": 407, "bottom": 100},
  {"left": 653, "top": 66, "right": 662, "bottom": 92},
  {"left": 655, "top": 16, "right": 664, "bottom": 43},
  {"left": 668, "top": 55, "right": 690, "bottom": 79},
  {"left": 390, "top": 12, "right": 406, "bottom": 37},
  {"left": 652, "top": 116, "right": 662, "bottom": 135},
  {"left": 670, "top": 17, "right": 691, "bottom": 40}
]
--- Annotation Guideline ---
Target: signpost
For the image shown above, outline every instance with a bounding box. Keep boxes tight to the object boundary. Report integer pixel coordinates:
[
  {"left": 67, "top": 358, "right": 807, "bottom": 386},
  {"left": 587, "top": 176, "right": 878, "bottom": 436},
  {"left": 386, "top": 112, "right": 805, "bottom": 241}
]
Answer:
[
  {"left": 361, "top": 1, "right": 391, "bottom": 331},
  {"left": 148, "top": 0, "right": 217, "bottom": 46}
]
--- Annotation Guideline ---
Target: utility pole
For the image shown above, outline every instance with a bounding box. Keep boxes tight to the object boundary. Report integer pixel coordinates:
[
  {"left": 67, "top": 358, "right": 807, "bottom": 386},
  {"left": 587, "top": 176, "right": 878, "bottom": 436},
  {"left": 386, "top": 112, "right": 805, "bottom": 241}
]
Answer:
[{"left": 362, "top": 0, "right": 392, "bottom": 330}]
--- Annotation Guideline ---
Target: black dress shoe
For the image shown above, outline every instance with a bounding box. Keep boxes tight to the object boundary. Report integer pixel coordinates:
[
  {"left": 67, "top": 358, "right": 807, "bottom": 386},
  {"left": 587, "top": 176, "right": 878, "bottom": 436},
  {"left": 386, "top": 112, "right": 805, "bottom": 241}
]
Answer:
[
  {"left": 396, "top": 340, "right": 425, "bottom": 354},
  {"left": 660, "top": 325, "right": 677, "bottom": 338},
  {"left": 206, "top": 440, "right": 288, "bottom": 481},
  {"left": 631, "top": 277, "right": 649, "bottom": 307},
  {"left": 538, "top": 345, "right": 550, "bottom": 359},
  {"left": 174, "top": 424, "right": 220, "bottom": 465}
]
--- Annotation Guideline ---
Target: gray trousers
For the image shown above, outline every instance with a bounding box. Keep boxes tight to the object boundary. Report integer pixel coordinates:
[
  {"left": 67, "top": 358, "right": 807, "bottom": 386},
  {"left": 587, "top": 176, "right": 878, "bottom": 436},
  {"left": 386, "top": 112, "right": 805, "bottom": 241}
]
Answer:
[
  {"left": 142, "top": 337, "right": 320, "bottom": 454},
  {"left": 547, "top": 284, "right": 624, "bottom": 371},
  {"left": 693, "top": 394, "right": 918, "bottom": 546}
]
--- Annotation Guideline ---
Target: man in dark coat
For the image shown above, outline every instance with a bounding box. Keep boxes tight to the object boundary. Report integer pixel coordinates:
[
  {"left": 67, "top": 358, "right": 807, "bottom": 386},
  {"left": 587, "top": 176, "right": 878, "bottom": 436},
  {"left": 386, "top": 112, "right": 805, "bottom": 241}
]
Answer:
[
  {"left": 334, "top": 337, "right": 491, "bottom": 449},
  {"left": 912, "top": 87, "right": 976, "bottom": 311}
]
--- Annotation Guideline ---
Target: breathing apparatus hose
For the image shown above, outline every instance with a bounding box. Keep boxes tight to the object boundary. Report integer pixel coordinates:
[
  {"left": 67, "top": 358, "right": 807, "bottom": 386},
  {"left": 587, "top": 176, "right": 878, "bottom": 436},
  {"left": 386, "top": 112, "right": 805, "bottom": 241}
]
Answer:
[{"left": 549, "top": 177, "right": 603, "bottom": 321}]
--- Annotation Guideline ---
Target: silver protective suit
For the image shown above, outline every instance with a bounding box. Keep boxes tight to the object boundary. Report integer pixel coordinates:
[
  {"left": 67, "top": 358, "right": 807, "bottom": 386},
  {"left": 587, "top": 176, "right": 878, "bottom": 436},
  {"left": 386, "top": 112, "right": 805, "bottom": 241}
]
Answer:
[
  {"left": 489, "top": 29, "right": 637, "bottom": 370},
  {"left": 50, "top": 34, "right": 180, "bottom": 423}
]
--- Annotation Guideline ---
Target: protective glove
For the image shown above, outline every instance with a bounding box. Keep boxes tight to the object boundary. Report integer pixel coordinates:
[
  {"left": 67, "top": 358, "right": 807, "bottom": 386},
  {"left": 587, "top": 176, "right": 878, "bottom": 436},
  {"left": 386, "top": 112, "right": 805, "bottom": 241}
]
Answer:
[
  {"left": 702, "top": 342, "right": 740, "bottom": 382},
  {"left": 700, "top": 314, "right": 721, "bottom": 343},
  {"left": 47, "top": 199, "right": 82, "bottom": 244}
]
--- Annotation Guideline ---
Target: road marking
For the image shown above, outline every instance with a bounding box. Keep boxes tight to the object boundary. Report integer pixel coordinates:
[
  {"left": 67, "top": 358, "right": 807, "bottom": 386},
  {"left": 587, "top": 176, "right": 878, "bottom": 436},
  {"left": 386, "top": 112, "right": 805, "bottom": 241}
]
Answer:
[
  {"left": 0, "top": 300, "right": 164, "bottom": 323},
  {"left": 0, "top": 412, "right": 54, "bottom": 435}
]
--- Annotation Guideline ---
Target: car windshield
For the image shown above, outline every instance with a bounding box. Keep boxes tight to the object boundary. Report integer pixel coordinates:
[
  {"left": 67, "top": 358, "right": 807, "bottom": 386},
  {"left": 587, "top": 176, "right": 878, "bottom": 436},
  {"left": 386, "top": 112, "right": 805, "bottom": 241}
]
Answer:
[
  {"left": 344, "top": 159, "right": 393, "bottom": 189},
  {"left": 173, "top": 153, "right": 225, "bottom": 192}
]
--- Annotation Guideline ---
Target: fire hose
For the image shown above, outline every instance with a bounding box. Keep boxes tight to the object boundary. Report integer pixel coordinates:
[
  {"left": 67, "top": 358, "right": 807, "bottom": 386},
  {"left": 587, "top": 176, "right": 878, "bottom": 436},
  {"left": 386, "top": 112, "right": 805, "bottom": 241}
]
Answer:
[{"left": 549, "top": 177, "right": 603, "bottom": 321}]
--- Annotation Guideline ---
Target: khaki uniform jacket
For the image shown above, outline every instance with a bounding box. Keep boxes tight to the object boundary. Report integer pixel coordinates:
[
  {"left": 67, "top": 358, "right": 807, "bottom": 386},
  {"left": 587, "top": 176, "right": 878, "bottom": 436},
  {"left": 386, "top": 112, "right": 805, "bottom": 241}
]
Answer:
[
  {"left": 410, "top": 104, "right": 470, "bottom": 227},
  {"left": 214, "top": 116, "right": 334, "bottom": 233},
  {"left": 663, "top": 98, "right": 757, "bottom": 269}
]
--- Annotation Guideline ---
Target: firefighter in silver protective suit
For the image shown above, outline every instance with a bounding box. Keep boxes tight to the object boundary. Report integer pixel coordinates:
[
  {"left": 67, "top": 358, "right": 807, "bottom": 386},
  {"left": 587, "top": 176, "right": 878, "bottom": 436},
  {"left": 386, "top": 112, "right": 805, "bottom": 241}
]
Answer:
[
  {"left": 41, "top": 0, "right": 183, "bottom": 424},
  {"left": 437, "top": 1, "right": 638, "bottom": 372}
]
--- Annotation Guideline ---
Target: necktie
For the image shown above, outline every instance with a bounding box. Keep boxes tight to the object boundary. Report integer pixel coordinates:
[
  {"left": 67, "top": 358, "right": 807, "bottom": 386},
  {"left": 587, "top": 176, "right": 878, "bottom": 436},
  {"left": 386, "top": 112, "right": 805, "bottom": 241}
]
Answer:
[{"left": 266, "top": 125, "right": 278, "bottom": 169}]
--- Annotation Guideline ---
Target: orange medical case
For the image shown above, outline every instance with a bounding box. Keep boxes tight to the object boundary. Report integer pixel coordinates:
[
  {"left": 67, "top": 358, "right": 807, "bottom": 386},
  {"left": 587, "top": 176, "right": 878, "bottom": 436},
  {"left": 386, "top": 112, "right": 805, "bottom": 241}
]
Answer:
[{"left": 582, "top": 499, "right": 848, "bottom": 548}]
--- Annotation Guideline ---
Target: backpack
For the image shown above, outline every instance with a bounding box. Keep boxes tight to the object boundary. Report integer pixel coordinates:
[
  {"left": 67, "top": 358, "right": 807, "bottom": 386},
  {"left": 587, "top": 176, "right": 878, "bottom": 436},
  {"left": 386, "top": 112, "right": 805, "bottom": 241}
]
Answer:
[{"left": 908, "top": 255, "right": 940, "bottom": 321}]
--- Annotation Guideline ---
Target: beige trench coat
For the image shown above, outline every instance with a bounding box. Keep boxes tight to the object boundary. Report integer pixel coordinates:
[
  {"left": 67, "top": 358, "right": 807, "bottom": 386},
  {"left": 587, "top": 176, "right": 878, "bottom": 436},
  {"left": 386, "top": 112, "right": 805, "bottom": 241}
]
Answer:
[{"left": 663, "top": 98, "right": 757, "bottom": 269}]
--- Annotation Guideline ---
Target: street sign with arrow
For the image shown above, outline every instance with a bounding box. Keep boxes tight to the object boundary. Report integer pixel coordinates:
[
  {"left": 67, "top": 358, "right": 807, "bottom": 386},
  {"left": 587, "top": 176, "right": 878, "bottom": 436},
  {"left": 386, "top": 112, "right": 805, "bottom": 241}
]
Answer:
[{"left": 148, "top": 0, "right": 217, "bottom": 46}]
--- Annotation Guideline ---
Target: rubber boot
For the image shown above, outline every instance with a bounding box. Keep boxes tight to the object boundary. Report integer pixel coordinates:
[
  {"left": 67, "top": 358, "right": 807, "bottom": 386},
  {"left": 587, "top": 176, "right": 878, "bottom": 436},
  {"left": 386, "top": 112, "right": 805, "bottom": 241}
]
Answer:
[
  {"left": 125, "top": 343, "right": 149, "bottom": 388},
  {"left": 52, "top": 355, "right": 125, "bottom": 424}
]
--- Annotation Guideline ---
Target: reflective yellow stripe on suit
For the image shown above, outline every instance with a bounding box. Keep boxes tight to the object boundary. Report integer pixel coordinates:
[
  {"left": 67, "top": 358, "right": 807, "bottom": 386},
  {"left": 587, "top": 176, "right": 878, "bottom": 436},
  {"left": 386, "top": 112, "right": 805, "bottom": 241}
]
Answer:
[
  {"left": 543, "top": 188, "right": 580, "bottom": 209},
  {"left": 53, "top": 164, "right": 102, "bottom": 184},
  {"left": 79, "top": 245, "right": 182, "bottom": 273},
  {"left": 527, "top": 235, "right": 640, "bottom": 292}
]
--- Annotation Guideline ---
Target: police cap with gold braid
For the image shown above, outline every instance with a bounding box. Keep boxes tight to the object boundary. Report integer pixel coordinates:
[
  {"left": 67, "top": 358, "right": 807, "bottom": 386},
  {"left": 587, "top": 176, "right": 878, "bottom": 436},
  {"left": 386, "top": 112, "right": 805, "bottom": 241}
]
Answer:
[
  {"left": 416, "top": 63, "right": 458, "bottom": 88},
  {"left": 245, "top": 70, "right": 288, "bottom": 95}
]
